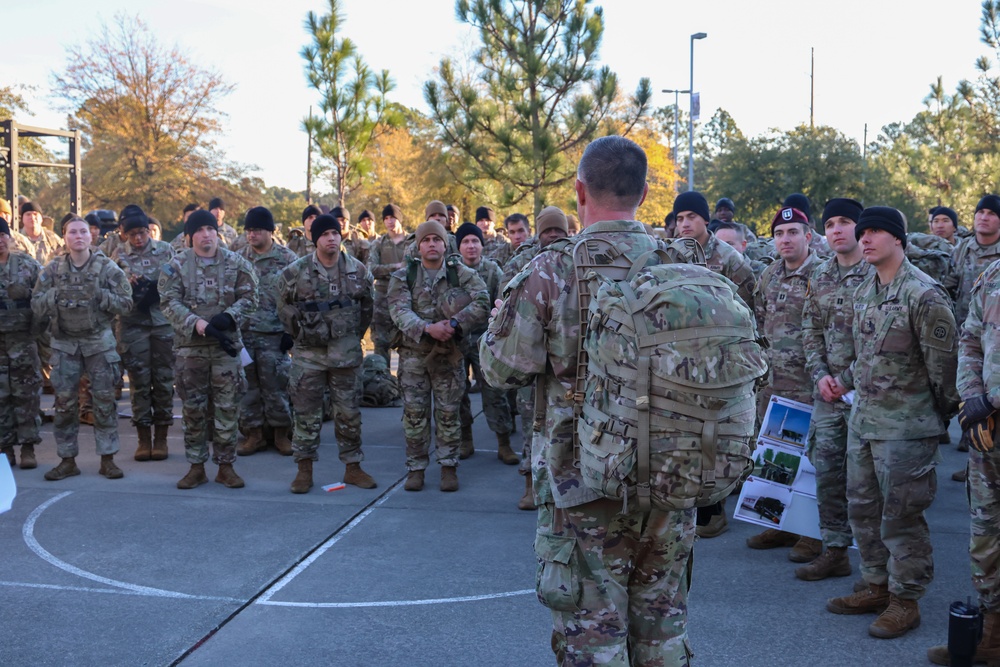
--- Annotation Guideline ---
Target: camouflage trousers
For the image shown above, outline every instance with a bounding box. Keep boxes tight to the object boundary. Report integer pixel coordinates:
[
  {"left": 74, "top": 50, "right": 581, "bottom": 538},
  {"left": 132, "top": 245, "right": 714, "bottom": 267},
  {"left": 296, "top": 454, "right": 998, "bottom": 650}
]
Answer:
[
  {"left": 398, "top": 346, "right": 464, "bottom": 470},
  {"left": 119, "top": 324, "right": 174, "bottom": 427},
  {"left": 0, "top": 334, "right": 41, "bottom": 448},
  {"left": 516, "top": 385, "right": 535, "bottom": 475},
  {"left": 536, "top": 500, "right": 695, "bottom": 666},
  {"left": 969, "top": 448, "right": 1000, "bottom": 612},
  {"left": 241, "top": 332, "right": 292, "bottom": 431},
  {"left": 174, "top": 347, "right": 245, "bottom": 465},
  {"left": 371, "top": 289, "right": 395, "bottom": 363},
  {"left": 805, "top": 399, "right": 853, "bottom": 549},
  {"left": 459, "top": 341, "right": 513, "bottom": 436},
  {"left": 289, "top": 362, "right": 363, "bottom": 464},
  {"left": 846, "top": 432, "right": 939, "bottom": 600},
  {"left": 51, "top": 347, "right": 120, "bottom": 457}
]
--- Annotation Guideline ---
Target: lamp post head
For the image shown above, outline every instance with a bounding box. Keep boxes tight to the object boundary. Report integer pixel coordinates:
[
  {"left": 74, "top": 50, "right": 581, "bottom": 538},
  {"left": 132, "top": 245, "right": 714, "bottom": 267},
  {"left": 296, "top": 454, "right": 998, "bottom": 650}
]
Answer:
[{"left": 692, "top": 32, "right": 707, "bottom": 40}]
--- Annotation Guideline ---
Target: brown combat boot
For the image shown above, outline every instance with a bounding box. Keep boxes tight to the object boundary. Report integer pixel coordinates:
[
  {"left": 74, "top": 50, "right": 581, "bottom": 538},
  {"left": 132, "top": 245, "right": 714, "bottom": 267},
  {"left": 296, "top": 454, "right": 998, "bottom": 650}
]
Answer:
[
  {"left": 19, "top": 444, "right": 37, "bottom": 469},
  {"left": 135, "top": 425, "right": 152, "bottom": 461},
  {"left": 2, "top": 447, "right": 14, "bottom": 467},
  {"left": 746, "top": 528, "right": 799, "bottom": 549},
  {"left": 788, "top": 536, "right": 823, "bottom": 563},
  {"left": 44, "top": 457, "right": 81, "bottom": 481},
  {"left": 826, "top": 583, "right": 891, "bottom": 615},
  {"left": 696, "top": 513, "right": 729, "bottom": 539},
  {"left": 952, "top": 468, "right": 967, "bottom": 482},
  {"left": 795, "top": 546, "right": 852, "bottom": 581},
  {"left": 440, "top": 466, "right": 459, "bottom": 492},
  {"left": 79, "top": 411, "right": 95, "bottom": 426},
  {"left": 236, "top": 427, "right": 266, "bottom": 456},
  {"left": 99, "top": 454, "right": 124, "bottom": 479},
  {"left": 290, "top": 459, "right": 313, "bottom": 494},
  {"left": 273, "top": 426, "right": 293, "bottom": 456},
  {"left": 928, "top": 611, "right": 1000, "bottom": 665},
  {"left": 151, "top": 425, "right": 169, "bottom": 460},
  {"left": 496, "top": 431, "right": 519, "bottom": 465},
  {"left": 517, "top": 474, "right": 535, "bottom": 511},
  {"left": 215, "top": 463, "right": 245, "bottom": 488},
  {"left": 404, "top": 470, "right": 424, "bottom": 491},
  {"left": 459, "top": 424, "right": 474, "bottom": 460},
  {"left": 177, "top": 463, "right": 208, "bottom": 489},
  {"left": 343, "top": 462, "right": 376, "bottom": 489},
  {"left": 869, "top": 595, "right": 920, "bottom": 638}
]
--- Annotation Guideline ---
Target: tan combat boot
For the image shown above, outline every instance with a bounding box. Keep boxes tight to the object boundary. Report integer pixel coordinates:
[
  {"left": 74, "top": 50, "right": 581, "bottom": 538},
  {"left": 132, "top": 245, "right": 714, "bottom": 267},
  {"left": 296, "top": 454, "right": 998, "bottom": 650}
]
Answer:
[
  {"left": 404, "top": 470, "right": 424, "bottom": 491},
  {"left": 928, "top": 611, "right": 1000, "bottom": 665},
  {"left": 19, "top": 444, "right": 37, "bottom": 470},
  {"left": 952, "top": 468, "right": 968, "bottom": 482},
  {"left": 746, "top": 528, "right": 798, "bottom": 549},
  {"left": 151, "top": 425, "right": 169, "bottom": 460},
  {"left": 215, "top": 463, "right": 245, "bottom": 488},
  {"left": 2, "top": 447, "right": 14, "bottom": 467},
  {"left": 273, "top": 427, "right": 293, "bottom": 456},
  {"left": 795, "top": 546, "right": 852, "bottom": 581},
  {"left": 496, "top": 431, "right": 519, "bottom": 465},
  {"left": 788, "top": 536, "right": 823, "bottom": 563},
  {"left": 290, "top": 459, "right": 313, "bottom": 494},
  {"left": 696, "top": 513, "right": 729, "bottom": 539},
  {"left": 869, "top": 595, "right": 920, "bottom": 638},
  {"left": 459, "top": 424, "right": 474, "bottom": 460},
  {"left": 236, "top": 427, "right": 265, "bottom": 456},
  {"left": 440, "top": 466, "right": 459, "bottom": 492},
  {"left": 517, "top": 474, "right": 535, "bottom": 511},
  {"left": 44, "top": 457, "right": 81, "bottom": 481},
  {"left": 177, "top": 463, "right": 208, "bottom": 489},
  {"left": 135, "top": 425, "right": 152, "bottom": 461},
  {"left": 344, "top": 462, "right": 376, "bottom": 489},
  {"left": 826, "top": 583, "right": 890, "bottom": 615},
  {"left": 99, "top": 454, "right": 124, "bottom": 479}
]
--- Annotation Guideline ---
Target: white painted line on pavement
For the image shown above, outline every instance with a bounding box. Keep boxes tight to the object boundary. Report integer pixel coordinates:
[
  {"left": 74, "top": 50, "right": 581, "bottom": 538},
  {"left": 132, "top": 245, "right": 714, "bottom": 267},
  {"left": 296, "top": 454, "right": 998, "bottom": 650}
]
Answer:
[
  {"left": 257, "top": 588, "right": 534, "bottom": 608},
  {"left": 0, "top": 579, "right": 241, "bottom": 601}
]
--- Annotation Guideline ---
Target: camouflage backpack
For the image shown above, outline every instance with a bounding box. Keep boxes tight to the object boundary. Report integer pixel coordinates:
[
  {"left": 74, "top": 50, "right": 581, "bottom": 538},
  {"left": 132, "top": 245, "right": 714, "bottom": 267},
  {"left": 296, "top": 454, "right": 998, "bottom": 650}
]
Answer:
[
  {"left": 571, "top": 235, "right": 768, "bottom": 513},
  {"left": 360, "top": 353, "right": 401, "bottom": 407},
  {"left": 905, "top": 233, "right": 959, "bottom": 298}
]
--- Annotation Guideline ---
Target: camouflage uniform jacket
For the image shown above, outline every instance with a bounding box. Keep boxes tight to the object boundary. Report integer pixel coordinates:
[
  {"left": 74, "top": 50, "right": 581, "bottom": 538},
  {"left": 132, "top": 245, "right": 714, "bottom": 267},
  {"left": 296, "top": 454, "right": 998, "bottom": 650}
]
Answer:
[
  {"left": 0, "top": 251, "right": 42, "bottom": 335},
  {"left": 239, "top": 241, "right": 299, "bottom": 334},
  {"left": 703, "top": 232, "right": 756, "bottom": 310},
  {"left": 953, "top": 235, "right": 1000, "bottom": 327},
  {"left": 387, "top": 257, "right": 488, "bottom": 351},
  {"left": 752, "top": 251, "right": 819, "bottom": 401},
  {"left": 112, "top": 238, "right": 175, "bottom": 328},
  {"left": 285, "top": 228, "right": 314, "bottom": 258},
  {"left": 501, "top": 238, "right": 541, "bottom": 285},
  {"left": 342, "top": 233, "right": 371, "bottom": 266},
  {"left": 809, "top": 233, "right": 833, "bottom": 259},
  {"left": 479, "top": 219, "right": 658, "bottom": 509},
  {"left": 99, "top": 233, "right": 127, "bottom": 258},
  {"left": 482, "top": 235, "right": 512, "bottom": 267},
  {"left": 367, "top": 233, "right": 407, "bottom": 293},
  {"left": 219, "top": 222, "right": 239, "bottom": 247},
  {"left": 22, "top": 227, "right": 64, "bottom": 265},
  {"left": 403, "top": 231, "right": 459, "bottom": 260},
  {"left": 170, "top": 230, "right": 229, "bottom": 252},
  {"left": 32, "top": 249, "right": 132, "bottom": 355},
  {"left": 846, "top": 259, "right": 959, "bottom": 439},
  {"left": 276, "top": 251, "right": 374, "bottom": 370},
  {"left": 10, "top": 229, "right": 34, "bottom": 256},
  {"left": 158, "top": 247, "right": 259, "bottom": 349},
  {"left": 959, "top": 258, "right": 1000, "bottom": 404},
  {"left": 461, "top": 257, "right": 503, "bottom": 355},
  {"left": 801, "top": 256, "right": 873, "bottom": 392}
]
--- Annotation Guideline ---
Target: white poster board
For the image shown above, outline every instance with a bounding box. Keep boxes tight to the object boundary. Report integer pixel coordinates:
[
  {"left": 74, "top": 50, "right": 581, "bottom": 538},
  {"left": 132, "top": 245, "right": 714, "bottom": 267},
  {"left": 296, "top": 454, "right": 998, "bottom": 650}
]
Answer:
[{"left": 0, "top": 456, "right": 15, "bottom": 514}]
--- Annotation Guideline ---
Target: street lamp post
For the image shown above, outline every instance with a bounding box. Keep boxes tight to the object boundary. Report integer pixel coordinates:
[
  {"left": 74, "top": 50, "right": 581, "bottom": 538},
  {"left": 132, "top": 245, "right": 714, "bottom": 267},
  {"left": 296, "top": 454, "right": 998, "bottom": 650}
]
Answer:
[
  {"left": 688, "top": 32, "right": 707, "bottom": 191},
  {"left": 661, "top": 88, "right": 690, "bottom": 194}
]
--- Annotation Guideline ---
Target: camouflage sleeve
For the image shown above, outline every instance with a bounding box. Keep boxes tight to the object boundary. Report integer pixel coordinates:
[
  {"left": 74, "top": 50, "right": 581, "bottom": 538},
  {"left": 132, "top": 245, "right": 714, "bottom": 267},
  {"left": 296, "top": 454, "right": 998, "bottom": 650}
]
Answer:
[
  {"left": 801, "top": 287, "right": 829, "bottom": 386},
  {"left": 752, "top": 269, "right": 768, "bottom": 335},
  {"left": 917, "top": 287, "right": 960, "bottom": 419},
  {"left": 387, "top": 271, "right": 426, "bottom": 343},
  {"left": 101, "top": 261, "right": 134, "bottom": 317},
  {"left": 223, "top": 255, "right": 260, "bottom": 327},
  {"left": 729, "top": 253, "right": 756, "bottom": 311},
  {"left": 30, "top": 263, "right": 57, "bottom": 319},
  {"left": 157, "top": 260, "right": 199, "bottom": 335},
  {"left": 453, "top": 266, "right": 489, "bottom": 332},
  {"left": 357, "top": 262, "right": 375, "bottom": 337},
  {"left": 958, "top": 270, "right": 989, "bottom": 402},
  {"left": 486, "top": 260, "right": 502, "bottom": 303},
  {"left": 275, "top": 264, "right": 299, "bottom": 334}
]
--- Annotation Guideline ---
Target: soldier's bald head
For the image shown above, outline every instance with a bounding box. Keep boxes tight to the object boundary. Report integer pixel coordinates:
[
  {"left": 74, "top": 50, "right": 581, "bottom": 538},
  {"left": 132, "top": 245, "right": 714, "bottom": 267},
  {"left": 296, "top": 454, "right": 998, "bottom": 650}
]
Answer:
[{"left": 576, "top": 136, "right": 648, "bottom": 211}]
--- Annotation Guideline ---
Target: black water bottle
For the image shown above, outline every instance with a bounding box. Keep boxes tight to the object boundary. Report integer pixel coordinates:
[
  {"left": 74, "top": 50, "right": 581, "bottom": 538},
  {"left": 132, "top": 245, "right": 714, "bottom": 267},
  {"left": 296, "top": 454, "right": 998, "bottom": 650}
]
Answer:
[{"left": 948, "top": 599, "right": 982, "bottom": 667}]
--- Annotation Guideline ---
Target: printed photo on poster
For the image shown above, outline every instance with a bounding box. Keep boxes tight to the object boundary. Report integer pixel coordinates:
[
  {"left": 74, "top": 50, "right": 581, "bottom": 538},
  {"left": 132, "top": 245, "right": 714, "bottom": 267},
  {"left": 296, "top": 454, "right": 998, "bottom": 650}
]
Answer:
[
  {"left": 735, "top": 477, "right": 794, "bottom": 529},
  {"left": 752, "top": 443, "right": 803, "bottom": 486},
  {"left": 759, "top": 396, "right": 812, "bottom": 449}
]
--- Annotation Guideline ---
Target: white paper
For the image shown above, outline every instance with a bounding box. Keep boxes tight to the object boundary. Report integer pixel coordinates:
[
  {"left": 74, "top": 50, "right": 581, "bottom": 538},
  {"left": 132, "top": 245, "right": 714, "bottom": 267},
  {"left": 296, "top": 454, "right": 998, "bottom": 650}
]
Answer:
[
  {"left": 0, "top": 456, "right": 16, "bottom": 514},
  {"left": 841, "top": 390, "right": 855, "bottom": 406},
  {"left": 240, "top": 347, "right": 253, "bottom": 368}
]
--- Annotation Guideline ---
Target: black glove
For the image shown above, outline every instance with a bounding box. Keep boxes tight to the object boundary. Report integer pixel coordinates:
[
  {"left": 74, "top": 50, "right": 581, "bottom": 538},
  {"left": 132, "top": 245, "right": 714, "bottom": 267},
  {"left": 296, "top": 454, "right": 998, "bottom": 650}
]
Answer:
[
  {"left": 133, "top": 279, "right": 160, "bottom": 314},
  {"left": 959, "top": 394, "right": 996, "bottom": 431},
  {"left": 967, "top": 415, "right": 996, "bottom": 453},
  {"left": 204, "top": 324, "right": 239, "bottom": 357},
  {"left": 209, "top": 312, "right": 236, "bottom": 331},
  {"left": 280, "top": 333, "right": 294, "bottom": 352}
]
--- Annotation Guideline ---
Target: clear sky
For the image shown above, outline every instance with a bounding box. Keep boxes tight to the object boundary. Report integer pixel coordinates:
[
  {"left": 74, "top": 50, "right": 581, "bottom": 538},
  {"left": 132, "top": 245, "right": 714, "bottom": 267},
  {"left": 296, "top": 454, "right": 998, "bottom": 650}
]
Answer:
[{"left": 2, "top": 0, "right": 988, "bottom": 195}]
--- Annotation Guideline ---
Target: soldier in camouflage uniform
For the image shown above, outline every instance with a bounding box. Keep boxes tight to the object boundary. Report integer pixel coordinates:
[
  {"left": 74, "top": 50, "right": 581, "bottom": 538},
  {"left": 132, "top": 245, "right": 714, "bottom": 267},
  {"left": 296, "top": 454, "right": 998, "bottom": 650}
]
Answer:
[
  {"left": 403, "top": 201, "right": 459, "bottom": 260},
  {"left": 169, "top": 204, "right": 201, "bottom": 252},
  {"left": 747, "top": 206, "right": 822, "bottom": 556},
  {"left": 715, "top": 220, "right": 769, "bottom": 279},
  {"left": 332, "top": 206, "right": 371, "bottom": 266},
  {"left": 208, "top": 197, "right": 240, "bottom": 248},
  {"left": 954, "top": 195, "right": 1000, "bottom": 328},
  {"left": 0, "top": 217, "right": 42, "bottom": 469},
  {"left": 481, "top": 136, "right": 696, "bottom": 667},
  {"left": 798, "top": 198, "right": 871, "bottom": 581},
  {"left": 475, "top": 206, "right": 512, "bottom": 267},
  {"left": 454, "top": 222, "right": 517, "bottom": 465},
  {"left": 287, "top": 204, "right": 321, "bottom": 258},
  {"left": 235, "top": 207, "right": 298, "bottom": 458},
  {"left": 503, "top": 213, "right": 531, "bottom": 258},
  {"left": 673, "top": 191, "right": 756, "bottom": 309},
  {"left": 110, "top": 205, "right": 175, "bottom": 462},
  {"left": 368, "top": 204, "right": 407, "bottom": 363},
  {"left": 18, "top": 202, "right": 65, "bottom": 264},
  {"left": 32, "top": 218, "right": 132, "bottom": 480},
  {"left": 277, "top": 213, "right": 377, "bottom": 493},
  {"left": 784, "top": 193, "right": 834, "bottom": 259},
  {"left": 826, "top": 207, "right": 959, "bottom": 639},
  {"left": 388, "top": 218, "right": 488, "bottom": 493},
  {"left": 159, "top": 210, "right": 259, "bottom": 490},
  {"left": 929, "top": 205, "right": 959, "bottom": 245},
  {"left": 927, "top": 254, "right": 1000, "bottom": 664}
]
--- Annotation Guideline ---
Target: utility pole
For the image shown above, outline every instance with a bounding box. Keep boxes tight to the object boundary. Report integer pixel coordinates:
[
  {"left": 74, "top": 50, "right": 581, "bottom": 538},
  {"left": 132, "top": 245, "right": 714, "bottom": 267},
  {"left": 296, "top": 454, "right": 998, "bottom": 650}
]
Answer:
[
  {"left": 810, "top": 47, "right": 815, "bottom": 130},
  {"left": 306, "top": 106, "right": 313, "bottom": 204},
  {"left": 862, "top": 123, "right": 868, "bottom": 204}
]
